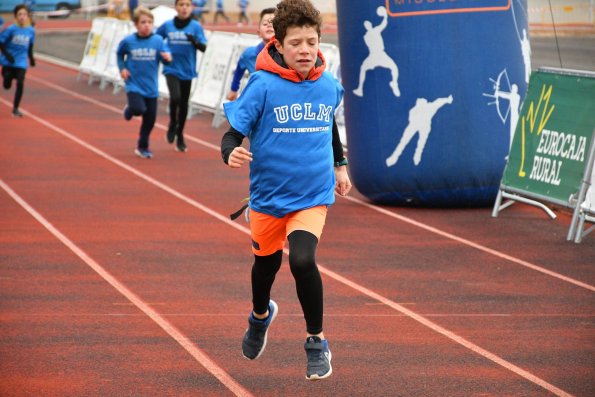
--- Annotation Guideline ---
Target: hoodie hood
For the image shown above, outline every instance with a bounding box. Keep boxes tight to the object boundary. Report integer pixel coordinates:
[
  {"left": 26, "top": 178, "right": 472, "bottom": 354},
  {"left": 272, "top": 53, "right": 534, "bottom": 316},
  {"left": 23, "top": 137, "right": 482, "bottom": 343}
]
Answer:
[{"left": 255, "top": 37, "right": 326, "bottom": 83}]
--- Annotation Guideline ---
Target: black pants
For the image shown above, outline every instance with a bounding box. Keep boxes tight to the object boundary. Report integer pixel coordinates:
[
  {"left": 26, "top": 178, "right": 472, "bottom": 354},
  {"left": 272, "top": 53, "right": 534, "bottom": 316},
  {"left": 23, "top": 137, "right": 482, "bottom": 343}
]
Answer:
[
  {"left": 251, "top": 230, "right": 324, "bottom": 335},
  {"left": 238, "top": 11, "right": 249, "bottom": 24},
  {"left": 165, "top": 75, "right": 192, "bottom": 142},
  {"left": 2, "top": 66, "right": 26, "bottom": 111},
  {"left": 214, "top": 10, "right": 229, "bottom": 23},
  {"left": 127, "top": 92, "right": 157, "bottom": 150}
]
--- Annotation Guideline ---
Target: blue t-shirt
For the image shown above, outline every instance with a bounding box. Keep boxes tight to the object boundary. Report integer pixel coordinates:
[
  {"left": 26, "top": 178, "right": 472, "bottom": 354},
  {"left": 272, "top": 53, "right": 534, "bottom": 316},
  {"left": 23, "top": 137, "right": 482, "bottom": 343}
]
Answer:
[
  {"left": 0, "top": 24, "right": 35, "bottom": 69},
  {"left": 192, "top": 0, "right": 206, "bottom": 13},
  {"left": 156, "top": 19, "right": 207, "bottom": 81},
  {"left": 117, "top": 33, "right": 169, "bottom": 98},
  {"left": 239, "top": 0, "right": 248, "bottom": 10},
  {"left": 224, "top": 70, "right": 344, "bottom": 217},
  {"left": 230, "top": 41, "right": 264, "bottom": 92}
]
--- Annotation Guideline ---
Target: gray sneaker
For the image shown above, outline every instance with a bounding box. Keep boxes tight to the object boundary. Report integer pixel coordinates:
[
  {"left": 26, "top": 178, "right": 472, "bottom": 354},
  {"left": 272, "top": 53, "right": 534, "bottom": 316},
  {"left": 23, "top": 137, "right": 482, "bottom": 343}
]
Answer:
[
  {"left": 304, "top": 336, "right": 332, "bottom": 380},
  {"left": 242, "top": 300, "right": 278, "bottom": 360}
]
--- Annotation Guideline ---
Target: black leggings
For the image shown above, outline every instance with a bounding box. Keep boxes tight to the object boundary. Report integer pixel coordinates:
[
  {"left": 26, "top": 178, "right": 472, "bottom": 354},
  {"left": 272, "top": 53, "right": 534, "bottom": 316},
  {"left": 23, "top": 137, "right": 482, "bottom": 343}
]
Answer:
[
  {"left": 251, "top": 230, "right": 324, "bottom": 335},
  {"left": 127, "top": 92, "right": 157, "bottom": 150},
  {"left": 165, "top": 75, "right": 192, "bottom": 140},
  {"left": 2, "top": 66, "right": 26, "bottom": 110}
]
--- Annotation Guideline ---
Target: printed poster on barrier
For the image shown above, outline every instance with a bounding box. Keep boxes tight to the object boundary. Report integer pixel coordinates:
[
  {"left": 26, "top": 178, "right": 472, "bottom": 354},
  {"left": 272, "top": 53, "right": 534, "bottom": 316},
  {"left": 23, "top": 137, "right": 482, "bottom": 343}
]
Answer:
[
  {"left": 501, "top": 70, "right": 595, "bottom": 205},
  {"left": 190, "top": 31, "right": 237, "bottom": 111}
]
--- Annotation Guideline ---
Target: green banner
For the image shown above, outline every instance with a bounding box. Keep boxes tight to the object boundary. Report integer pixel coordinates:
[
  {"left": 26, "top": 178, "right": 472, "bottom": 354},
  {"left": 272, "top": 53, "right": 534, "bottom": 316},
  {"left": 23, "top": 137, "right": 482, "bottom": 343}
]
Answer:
[{"left": 501, "top": 70, "right": 595, "bottom": 205}]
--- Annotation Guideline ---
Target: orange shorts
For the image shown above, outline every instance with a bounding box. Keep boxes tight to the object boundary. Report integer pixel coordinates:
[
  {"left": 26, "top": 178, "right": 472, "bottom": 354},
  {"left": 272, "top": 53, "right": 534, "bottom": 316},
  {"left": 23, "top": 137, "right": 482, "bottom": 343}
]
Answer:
[{"left": 249, "top": 206, "right": 328, "bottom": 256}]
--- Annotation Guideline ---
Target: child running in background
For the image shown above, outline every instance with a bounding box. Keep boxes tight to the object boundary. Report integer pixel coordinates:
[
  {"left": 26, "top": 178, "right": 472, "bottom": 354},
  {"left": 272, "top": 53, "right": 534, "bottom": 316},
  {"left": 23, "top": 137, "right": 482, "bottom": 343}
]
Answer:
[
  {"left": 192, "top": 0, "right": 206, "bottom": 23},
  {"left": 157, "top": 0, "right": 207, "bottom": 153},
  {"left": 117, "top": 7, "right": 172, "bottom": 159},
  {"left": 220, "top": 0, "right": 351, "bottom": 381},
  {"left": 213, "top": 0, "right": 229, "bottom": 24},
  {"left": 0, "top": 5, "right": 35, "bottom": 118},
  {"left": 226, "top": 7, "right": 274, "bottom": 101},
  {"left": 237, "top": 0, "right": 250, "bottom": 25}
]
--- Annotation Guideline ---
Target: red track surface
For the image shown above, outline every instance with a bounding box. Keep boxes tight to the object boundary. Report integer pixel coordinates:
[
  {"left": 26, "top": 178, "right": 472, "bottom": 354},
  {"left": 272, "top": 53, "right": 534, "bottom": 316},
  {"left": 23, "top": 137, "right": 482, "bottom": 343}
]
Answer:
[{"left": 1, "top": 58, "right": 594, "bottom": 396}]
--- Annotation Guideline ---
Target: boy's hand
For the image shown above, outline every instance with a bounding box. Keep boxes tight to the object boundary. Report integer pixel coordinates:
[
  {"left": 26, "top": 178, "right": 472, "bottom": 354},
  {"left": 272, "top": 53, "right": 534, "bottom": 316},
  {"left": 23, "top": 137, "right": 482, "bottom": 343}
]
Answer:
[
  {"left": 334, "top": 166, "right": 352, "bottom": 196},
  {"left": 30, "top": 57, "right": 36, "bottom": 67},
  {"left": 120, "top": 68, "right": 130, "bottom": 80},
  {"left": 161, "top": 52, "right": 172, "bottom": 63},
  {"left": 227, "top": 90, "right": 238, "bottom": 101},
  {"left": 228, "top": 146, "right": 252, "bottom": 168},
  {"left": 5, "top": 52, "right": 15, "bottom": 64}
]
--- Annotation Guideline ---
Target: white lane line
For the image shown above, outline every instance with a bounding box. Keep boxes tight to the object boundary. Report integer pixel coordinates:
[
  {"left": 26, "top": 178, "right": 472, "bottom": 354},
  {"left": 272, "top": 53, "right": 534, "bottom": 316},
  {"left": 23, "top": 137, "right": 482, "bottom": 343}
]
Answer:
[
  {"left": 0, "top": 179, "right": 253, "bottom": 397},
  {"left": 26, "top": 74, "right": 221, "bottom": 152},
  {"left": 343, "top": 195, "right": 595, "bottom": 292},
  {"left": 0, "top": 99, "right": 576, "bottom": 397},
  {"left": 25, "top": 72, "right": 595, "bottom": 293}
]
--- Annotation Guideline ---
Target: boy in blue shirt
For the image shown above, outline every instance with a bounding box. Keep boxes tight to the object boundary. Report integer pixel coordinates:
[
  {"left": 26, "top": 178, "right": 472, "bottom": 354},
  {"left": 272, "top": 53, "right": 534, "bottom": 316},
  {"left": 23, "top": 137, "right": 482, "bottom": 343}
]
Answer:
[
  {"left": 191, "top": 0, "right": 206, "bottom": 23},
  {"left": 237, "top": 0, "right": 249, "bottom": 25},
  {"left": 0, "top": 5, "right": 35, "bottom": 118},
  {"left": 157, "top": 0, "right": 207, "bottom": 153},
  {"left": 226, "top": 7, "right": 274, "bottom": 101},
  {"left": 220, "top": 0, "right": 351, "bottom": 381},
  {"left": 213, "top": 0, "right": 229, "bottom": 24},
  {"left": 117, "top": 7, "right": 172, "bottom": 159}
]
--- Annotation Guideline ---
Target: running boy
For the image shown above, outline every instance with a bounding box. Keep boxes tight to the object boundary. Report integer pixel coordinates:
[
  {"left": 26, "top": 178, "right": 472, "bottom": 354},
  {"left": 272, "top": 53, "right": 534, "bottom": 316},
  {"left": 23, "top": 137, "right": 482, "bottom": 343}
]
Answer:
[
  {"left": 226, "top": 7, "right": 274, "bottom": 101},
  {"left": 117, "top": 7, "right": 172, "bottom": 159},
  {"left": 213, "top": 0, "right": 229, "bottom": 24},
  {"left": 237, "top": 0, "right": 250, "bottom": 25},
  {"left": 0, "top": 4, "right": 35, "bottom": 118},
  {"left": 157, "top": 0, "right": 207, "bottom": 153},
  {"left": 220, "top": 0, "right": 351, "bottom": 381}
]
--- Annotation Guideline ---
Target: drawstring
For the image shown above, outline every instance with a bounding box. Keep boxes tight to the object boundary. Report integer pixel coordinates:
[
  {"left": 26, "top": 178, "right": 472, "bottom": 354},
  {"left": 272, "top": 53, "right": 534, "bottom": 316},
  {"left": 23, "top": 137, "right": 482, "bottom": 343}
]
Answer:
[{"left": 230, "top": 203, "right": 249, "bottom": 220}]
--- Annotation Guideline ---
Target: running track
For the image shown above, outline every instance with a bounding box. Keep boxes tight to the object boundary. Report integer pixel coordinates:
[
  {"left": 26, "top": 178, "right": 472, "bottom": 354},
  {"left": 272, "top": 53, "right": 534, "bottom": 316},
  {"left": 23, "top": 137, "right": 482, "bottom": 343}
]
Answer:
[{"left": 0, "top": 58, "right": 594, "bottom": 396}]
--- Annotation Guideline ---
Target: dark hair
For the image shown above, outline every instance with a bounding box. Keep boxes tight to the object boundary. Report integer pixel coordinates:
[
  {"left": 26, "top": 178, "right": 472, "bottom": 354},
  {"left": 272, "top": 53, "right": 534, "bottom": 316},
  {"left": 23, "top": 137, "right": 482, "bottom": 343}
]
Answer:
[
  {"left": 260, "top": 7, "right": 275, "bottom": 21},
  {"left": 14, "top": 4, "right": 29, "bottom": 16},
  {"left": 273, "top": 0, "right": 321, "bottom": 45}
]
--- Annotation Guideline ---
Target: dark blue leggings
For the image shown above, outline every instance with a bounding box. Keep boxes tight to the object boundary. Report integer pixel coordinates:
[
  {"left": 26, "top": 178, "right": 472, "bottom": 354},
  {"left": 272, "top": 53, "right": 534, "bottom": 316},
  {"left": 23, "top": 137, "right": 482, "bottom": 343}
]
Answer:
[
  {"left": 127, "top": 92, "right": 157, "bottom": 150},
  {"left": 2, "top": 66, "right": 26, "bottom": 110}
]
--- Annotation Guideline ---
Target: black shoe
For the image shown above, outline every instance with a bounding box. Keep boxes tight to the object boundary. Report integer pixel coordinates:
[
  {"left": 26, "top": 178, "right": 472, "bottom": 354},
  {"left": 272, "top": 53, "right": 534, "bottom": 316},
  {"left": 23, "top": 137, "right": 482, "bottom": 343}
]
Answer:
[
  {"left": 304, "top": 336, "right": 332, "bottom": 380},
  {"left": 166, "top": 125, "right": 176, "bottom": 144},
  {"left": 242, "top": 300, "right": 278, "bottom": 360},
  {"left": 12, "top": 108, "right": 23, "bottom": 118},
  {"left": 175, "top": 138, "right": 187, "bottom": 153}
]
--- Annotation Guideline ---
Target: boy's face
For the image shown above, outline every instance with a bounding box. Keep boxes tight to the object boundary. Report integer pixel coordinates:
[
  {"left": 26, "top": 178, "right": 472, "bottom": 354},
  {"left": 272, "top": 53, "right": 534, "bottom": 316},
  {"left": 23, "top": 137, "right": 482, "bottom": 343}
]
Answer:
[
  {"left": 258, "top": 13, "right": 275, "bottom": 43},
  {"left": 175, "top": 0, "right": 193, "bottom": 19},
  {"left": 275, "top": 25, "right": 319, "bottom": 78},
  {"left": 15, "top": 8, "right": 29, "bottom": 26},
  {"left": 136, "top": 14, "right": 154, "bottom": 36}
]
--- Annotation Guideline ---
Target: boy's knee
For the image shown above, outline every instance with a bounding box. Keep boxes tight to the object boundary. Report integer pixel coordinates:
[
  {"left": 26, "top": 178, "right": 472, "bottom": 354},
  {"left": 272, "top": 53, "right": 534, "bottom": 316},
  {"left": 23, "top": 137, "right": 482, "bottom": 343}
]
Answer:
[
  {"left": 129, "top": 105, "right": 145, "bottom": 116},
  {"left": 169, "top": 93, "right": 182, "bottom": 105},
  {"left": 289, "top": 250, "right": 316, "bottom": 274}
]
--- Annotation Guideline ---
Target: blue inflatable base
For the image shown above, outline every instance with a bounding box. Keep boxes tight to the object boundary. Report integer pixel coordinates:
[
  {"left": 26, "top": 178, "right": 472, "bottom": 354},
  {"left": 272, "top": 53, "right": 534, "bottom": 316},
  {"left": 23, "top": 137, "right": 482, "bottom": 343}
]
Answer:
[{"left": 361, "top": 186, "right": 499, "bottom": 208}]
